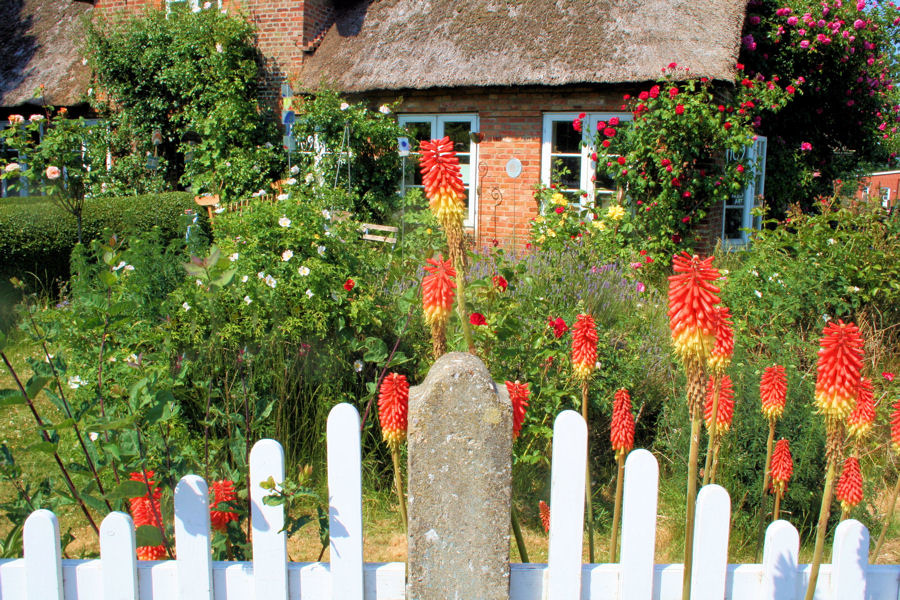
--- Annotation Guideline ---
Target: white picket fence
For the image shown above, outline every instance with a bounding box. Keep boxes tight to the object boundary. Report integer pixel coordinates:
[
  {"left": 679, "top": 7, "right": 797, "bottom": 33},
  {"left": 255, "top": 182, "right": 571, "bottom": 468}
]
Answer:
[{"left": 0, "top": 404, "right": 897, "bottom": 599}]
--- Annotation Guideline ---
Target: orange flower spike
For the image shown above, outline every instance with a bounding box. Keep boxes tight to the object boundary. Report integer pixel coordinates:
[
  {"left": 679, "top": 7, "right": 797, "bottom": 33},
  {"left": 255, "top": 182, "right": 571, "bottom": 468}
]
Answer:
[
  {"left": 571, "top": 314, "right": 598, "bottom": 380},
  {"left": 421, "top": 255, "right": 456, "bottom": 325},
  {"left": 892, "top": 399, "right": 900, "bottom": 454},
  {"left": 667, "top": 252, "right": 721, "bottom": 365},
  {"left": 419, "top": 137, "right": 466, "bottom": 223},
  {"left": 610, "top": 388, "right": 635, "bottom": 460},
  {"left": 814, "top": 321, "right": 865, "bottom": 420},
  {"left": 210, "top": 480, "right": 239, "bottom": 533},
  {"left": 707, "top": 305, "right": 734, "bottom": 374},
  {"left": 760, "top": 365, "right": 788, "bottom": 420},
  {"left": 505, "top": 380, "right": 530, "bottom": 438},
  {"left": 539, "top": 500, "right": 551, "bottom": 533},
  {"left": 378, "top": 373, "right": 409, "bottom": 451},
  {"left": 847, "top": 377, "right": 875, "bottom": 440},
  {"left": 770, "top": 438, "right": 793, "bottom": 495},
  {"left": 128, "top": 471, "right": 165, "bottom": 560},
  {"left": 703, "top": 374, "right": 735, "bottom": 432},
  {"left": 835, "top": 456, "right": 863, "bottom": 512}
]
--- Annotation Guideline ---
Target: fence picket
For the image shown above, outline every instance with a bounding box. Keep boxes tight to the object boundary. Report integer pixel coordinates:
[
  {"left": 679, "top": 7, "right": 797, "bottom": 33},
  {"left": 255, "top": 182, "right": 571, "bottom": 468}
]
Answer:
[
  {"left": 250, "top": 438, "right": 289, "bottom": 600},
  {"left": 547, "top": 410, "right": 587, "bottom": 600},
  {"left": 100, "top": 512, "right": 139, "bottom": 600},
  {"left": 761, "top": 519, "right": 799, "bottom": 600},
  {"left": 174, "top": 475, "right": 213, "bottom": 600},
  {"left": 618, "top": 449, "right": 659, "bottom": 600},
  {"left": 23, "top": 509, "right": 63, "bottom": 600},
  {"left": 831, "top": 518, "right": 868, "bottom": 600},
  {"left": 327, "top": 403, "right": 364, "bottom": 600},
  {"left": 689, "top": 484, "right": 731, "bottom": 600}
]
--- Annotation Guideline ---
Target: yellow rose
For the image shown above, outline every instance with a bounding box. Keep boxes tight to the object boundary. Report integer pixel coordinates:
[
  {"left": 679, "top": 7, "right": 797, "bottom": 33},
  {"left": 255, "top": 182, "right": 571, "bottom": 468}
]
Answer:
[
  {"left": 547, "top": 229, "right": 556, "bottom": 237},
  {"left": 538, "top": 235, "right": 546, "bottom": 243},
  {"left": 535, "top": 216, "right": 545, "bottom": 224},
  {"left": 606, "top": 205, "right": 626, "bottom": 221},
  {"left": 552, "top": 192, "right": 567, "bottom": 206},
  {"left": 592, "top": 220, "right": 607, "bottom": 231}
]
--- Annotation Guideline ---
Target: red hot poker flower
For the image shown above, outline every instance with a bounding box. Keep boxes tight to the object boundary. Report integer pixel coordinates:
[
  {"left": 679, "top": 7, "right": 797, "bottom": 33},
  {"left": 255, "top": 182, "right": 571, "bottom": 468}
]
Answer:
[
  {"left": 704, "top": 374, "right": 735, "bottom": 432},
  {"left": 422, "top": 255, "right": 456, "bottom": 325},
  {"left": 378, "top": 373, "right": 409, "bottom": 451},
  {"left": 667, "top": 252, "right": 721, "bottom": 366},
  {"left": 814, "top": 321, "right": 865, "bottom": 420},
  {"left": 891, "top": 398, "right": 900, "bottom": 453},
  {"left": 571, "top": 314, "right": 598, "bottom": 380},
  {"left": 419, "top": 137, "right": 466, "bottom": 223},
  {"left": 760, "top": 365, "right": 788, "bottom": 420},
  {"left": 610, "top": 388, "right": 635, "bottom": 460},
  {"left": 128, "top": 471, "right": 165, "bottom": 561},
  {"left": 707, "top": 305, "right": 734, "bottom": 374},
  {"left": 209, "top": 480, "right": 239, "bottom": 532},
  {"left": 770, "top": 438, "right": 793, "bottom": 495},
  {"left": 505, "top": 380, "right": 530, "bottom": 438},
  {"left": 539, "top": 500, "right": 551, "bottom": 533},
  {"left": 836, "top": 456, "right": 863, "bottom": 512},
  {"left": 847, "top": 377, "right": 875, "bottom": 440}
]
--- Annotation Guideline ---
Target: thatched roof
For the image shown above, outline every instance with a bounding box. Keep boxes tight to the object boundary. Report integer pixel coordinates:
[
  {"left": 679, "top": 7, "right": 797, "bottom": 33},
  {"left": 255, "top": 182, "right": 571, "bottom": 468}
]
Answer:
[
  {"left": 1, "top": 0, "right": 93, "bottom": 108},
  {"left": 296, "top": 0, "right": 747, "bottom": 93}
]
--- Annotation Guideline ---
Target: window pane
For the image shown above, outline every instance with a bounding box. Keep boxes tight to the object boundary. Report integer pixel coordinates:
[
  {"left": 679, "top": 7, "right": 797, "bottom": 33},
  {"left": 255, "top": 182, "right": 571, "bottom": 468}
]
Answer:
[
  {"left": 552, "top": 120, "right": 581, "bottom": 153},
  {"left": 458, "top": 153, "right": 471, "bottom": 186},
  {"left": 402, "top": 155, "right": 422, "bottom": 187},
  {"left": 723, "top": 208, "right": 744, "bottom": 239},
  {"left": 550, "top": 156, "right": 581, "bottom": 189},
  {"left": 402, "top": 121, "right": 433, "bottom": 147},
  {"left": 442, "top": 121, "right": 472, "bottom": 152}
]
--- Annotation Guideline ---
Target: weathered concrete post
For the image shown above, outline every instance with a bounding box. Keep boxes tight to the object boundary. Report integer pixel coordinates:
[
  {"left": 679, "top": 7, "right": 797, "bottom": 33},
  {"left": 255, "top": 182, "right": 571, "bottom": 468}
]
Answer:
[{"left": 407, "top": 352, "right": 513, "bottom": 600}]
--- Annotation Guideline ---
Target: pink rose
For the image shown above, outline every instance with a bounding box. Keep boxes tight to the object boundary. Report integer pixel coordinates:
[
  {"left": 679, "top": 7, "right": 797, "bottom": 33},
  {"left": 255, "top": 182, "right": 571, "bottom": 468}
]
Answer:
[
  {"left": 8, "top": 115, "right": 24, "bottom": 125},
  {"left": 45, "top": 166, "right": 61, "bottom": 180}
]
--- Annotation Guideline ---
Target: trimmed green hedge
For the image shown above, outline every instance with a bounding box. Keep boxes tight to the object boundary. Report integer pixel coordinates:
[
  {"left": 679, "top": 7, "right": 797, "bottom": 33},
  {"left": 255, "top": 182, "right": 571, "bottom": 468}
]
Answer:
[{"left": 0, "top": 192, "right": 201, "bottom": 285}]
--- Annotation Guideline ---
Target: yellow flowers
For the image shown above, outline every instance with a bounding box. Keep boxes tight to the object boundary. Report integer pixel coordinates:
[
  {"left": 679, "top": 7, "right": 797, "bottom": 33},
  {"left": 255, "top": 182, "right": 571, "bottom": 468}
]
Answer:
[{"left": 606, "top": 204, "right": 626, "bottom": 221}]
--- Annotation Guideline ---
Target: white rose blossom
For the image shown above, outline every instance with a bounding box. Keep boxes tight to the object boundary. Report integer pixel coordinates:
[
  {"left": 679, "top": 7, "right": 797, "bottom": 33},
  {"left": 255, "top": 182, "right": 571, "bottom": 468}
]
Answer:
[
  {"left": 317, "top": 245, "right": 326, "bottom": 256},
  {"left": 229, "top": 253, "right": 239, "bottom": 262},
  {"left": 278, "top": 216, "right": 291, "bottom": 227},
  {"left": 306, "top": 289, "right": 314, "bottom": 298},
  {"left": 277, "top": 193, "right": 289, "bottom": 201},
  {"left": 298, "top": 266, "right": 310, "bottom": 276},
  {"left": 244, "top": 296, "right": 252, "bottom": 305},
  {"left": 265, "top": 275, "right": 277, "bottom": 289},
  {"left": 281, "top": 249, "right": 294, "bottom": 261},
  {"left": 379, "top": 105, "right": 391, "bottom": 114},
  {"left": 340, "top": 102, "right": 350, "bottom": 111},
  {"left": 182, "top": 302, "right": 191, "bottom": 311}
]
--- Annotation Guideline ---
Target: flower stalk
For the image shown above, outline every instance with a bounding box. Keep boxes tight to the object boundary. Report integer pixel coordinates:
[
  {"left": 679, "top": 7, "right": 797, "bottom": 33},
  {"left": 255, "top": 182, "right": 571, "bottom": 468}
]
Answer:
[
  {"left": 609, "top": 388, "right": 634, "bottom": 562},
  {"left": 378, "top": 373, "right": 409, "bottom": 532},
  {"left": 571, "top": 314, "right": 598, "bottom": 562}
]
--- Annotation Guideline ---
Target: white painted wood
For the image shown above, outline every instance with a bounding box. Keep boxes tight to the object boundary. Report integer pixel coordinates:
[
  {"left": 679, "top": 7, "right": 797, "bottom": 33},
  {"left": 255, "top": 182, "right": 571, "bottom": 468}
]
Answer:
[
  {"left": 689, "top": 484, "right": 730, "bottom": 600},
  {"left": 327, "top": 403, "right": 364, "bottom": 600},
  {"left": 547, "top": 410, "right": 587, "bottom": 600},
  {"left": 831, "top": 519, "right": 868, "bottom": 600},
  {"left": 761, "top": 519, "right": 800, "bottom": 600},
  {"left": 250, "top": 438, "right": 289, "bottom": 600},
  {"left": 619, "top": 449, "right": 658, "bottom": 600},
  {"left": 174, "top": 475, "right": 213, "bottom": 600},
  {"left": 100, "top": 512, "right": 139, "bottom": 600},
  {"left": 23, "top": 509, "right": 63, "bottom": 600}
]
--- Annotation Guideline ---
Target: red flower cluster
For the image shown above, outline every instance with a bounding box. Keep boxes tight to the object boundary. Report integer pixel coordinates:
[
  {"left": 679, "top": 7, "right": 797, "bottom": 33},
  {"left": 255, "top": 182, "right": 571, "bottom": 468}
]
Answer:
[
  {"left": 836, "top": 456, "right": 863, "bottom": 512},
  {"left": 492, "top": 275, "right": 508, "bottom": 292},
  {"left": 469, "top": 312, "right": 487, "bottom": 326},
  {"left": 814, "top": 320, "right": 865, "bottom": 419},
  {"left": 548, "top": 316, "right": 568, "bottom": 338},
  {"left": 707, "top": 305, "right": 734, "bottom": 374},
  {"left": 847, "top": 377, "right": 875, "bottom": 439},
  {"left": 538, "top": 500, "right": 551, "bottom": 533},
  {"left": 378, "top": 373, "right": 409, "bottom": 451},
  {"left": 505, "top": 380, "right": 530, "bottom": 438},
  {"left": 703, "top": 374, "right": 735, "bottom": 432},
  {"left": 343, "top": 278, "right": 355, "bottom": 292},
  {"left": 610, "top": 388, "right": 635, "bottom": 460},
  {"left": 892, "top": 398, "right": 900, "bottom": 454},
  {"left": 667, "top": 252, "right": 721, "bottom": 365},
  {"left": 760, "top": 365, "right": 788, "bottom": 420},
  {"left": 419, "top": 137, "right": 466, "bottom": 223},
  {"left": 422, "top": 255, "right": 456, "bottom": 325},
  {"left": 210, "top": 480, "right": 239, "bottom": 533},
  {"left": 128, "top": 470, "right": 165, "bottom": 561},
  {"left": 571, "top": 314, "right": 598, "bottom": 380},
  {"left": 770, "top": 438, "right": 793, "bottom": 495}
]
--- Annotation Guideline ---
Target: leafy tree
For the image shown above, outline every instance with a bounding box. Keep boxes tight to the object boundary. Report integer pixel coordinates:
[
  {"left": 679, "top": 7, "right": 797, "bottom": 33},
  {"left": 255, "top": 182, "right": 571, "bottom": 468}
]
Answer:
[
  {"left": 741, "top": 0, "right": 900, "bottom": 211},
  {"left": 84, "top": 6, "right": 284, "bottom": 200}
]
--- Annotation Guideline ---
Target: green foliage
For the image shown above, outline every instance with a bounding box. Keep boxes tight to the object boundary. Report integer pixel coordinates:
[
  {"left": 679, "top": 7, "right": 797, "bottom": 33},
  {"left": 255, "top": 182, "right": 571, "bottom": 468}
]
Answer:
[
  {"left": 84, "top": 6, "right": 284, "bottom": 200},
  {"left": 741, "top": 0, "right": 900, "bottom": 212},
  {"left": 288, "top": 91, "right": 406, "bottom": 220},
  {"left": 0, "top": 192, "right": 198, "bottom": 286}
]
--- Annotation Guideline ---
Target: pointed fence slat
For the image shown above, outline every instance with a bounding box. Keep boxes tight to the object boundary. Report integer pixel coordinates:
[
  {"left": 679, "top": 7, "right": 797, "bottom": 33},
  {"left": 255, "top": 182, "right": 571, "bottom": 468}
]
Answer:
[
  {"left": 250, "top": 438, "right": 289, "bottom": 600},
  {"left": 23, "top": 509, "right": 63, "bottom": 600},
  {"left": 832, "top": 519, "right": 868, "bottom": 600},
  {"left": 327, "top": 403, "right": 364, "bottom": 600},
  {"left": 618, "top": 449, "right": 659, "bottom": 600},
  {"left": 174, "top": 475, "right": 213, "bottom": 600},
  {"left": 100, "top": 512, "right": 139, "bottom": 600},
  {"left": 689, "top": 484, "right": 731, "bottom": 600},
  {"left": 761, "top": 519, "right": 800, "bottom": 600},
  {"left": 547, "top": 410, "right": 587, "bottom": 600}
]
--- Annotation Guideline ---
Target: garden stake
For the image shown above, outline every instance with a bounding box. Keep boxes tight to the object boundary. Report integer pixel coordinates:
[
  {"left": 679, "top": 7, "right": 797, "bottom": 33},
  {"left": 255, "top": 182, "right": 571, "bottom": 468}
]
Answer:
[
  {"left": 510, "top": 503, "right": 529, "bottom": 562},
  {"left": 609, "top": 388, "right": 634, "bottom": 563},
  {"left": 1, "top": 350, "right": 100, "bottom": 536}
]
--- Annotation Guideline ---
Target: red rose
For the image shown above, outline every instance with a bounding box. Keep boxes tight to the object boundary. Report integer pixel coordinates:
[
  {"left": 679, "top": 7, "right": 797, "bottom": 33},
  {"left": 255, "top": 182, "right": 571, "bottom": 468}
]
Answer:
[
  {"left": 469, "top": 312, "right": 487, "bottom": 326},
  {"left": 549, "top": 317, "right": 569, "bottom": 338},
  {"left": 675, "top": 104, "right": 685, "bottom": 115},
  {"left": 555, "top": 206, "right": 564, "bottom": 214},
  {"left": 645, "top": 256, "right": 654, "bottom": 263},
  {"left": 638, "top": 91, "right": 649, "bottom": 100},
  {"left": 492, "top": 275, "right": 508, "bottom": 291},
  {"left": 617, "top": 156, "right": 626, "bottom": 165},
  {"left": 573, "top": 119, "right": 582, "bottom": 132},
  {"left": 723, "top": 122, "right": 732, "bottom": 130},
  {"left": 596, "top": 121, "right": 606, "bottom": 130},
  {"left": 669, "top": 87, "right": 679, "bottom": 98},
  {"left": 344, "top": 278, "right": 355, "bottom": 291},
  {"left": 603, "top": 127, "right": 617, "bottom": 137},
  {"left": 602, "top": 140, "right": 611, "bottom": 148},
  {"left": 609, "top": 117, "right": 620, "bottom": 126},
  {"left": 649, "top": 85, "right": 660, "bottom": 98}
]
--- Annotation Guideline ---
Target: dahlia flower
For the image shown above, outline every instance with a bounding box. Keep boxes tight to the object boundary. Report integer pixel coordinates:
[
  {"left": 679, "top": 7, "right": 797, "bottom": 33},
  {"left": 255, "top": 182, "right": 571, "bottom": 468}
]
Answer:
[
  {"left": 847, "top": 377, "right": 875, "bottom": 440},
  {"left": 505, "top": 380, "right": 530, "bottom": 438},
  {"left": 378, "top": 373, "right": 409, "bottom": 451},
  {"left": 421, "top": 255, "right": 456, "bottom": 325},
  {"left": 836, "top": 456, "right": 863, "bottom": 512},
  {"left": 209, "top": 479, "right": 239, "bottom": 532},
  {"left": 707, "top": 305, "right": 734, "bottom": 374},
  {"left": 770, "top": 438, "right": 793, "bottom": 495},
  {"left": 571, "top": 314, "right": 598, "bottom": 380},
  {"left": 704, "top": 374, "right": 735, "bottom": 432},
  {"left": 760, "top": 365, "right": 787, "bottom": 420},
  {"left": 814, "top": 321, "right": 865, "bottom": 420},
  {"left": 667, "top": 252, "right": 721, "bottom": 366},
  {"left": 610, "top": 388, "right": 635, "bottom": 460},
  {"left": 419, "top": 136, "right": 466, "bottom": 223}
]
